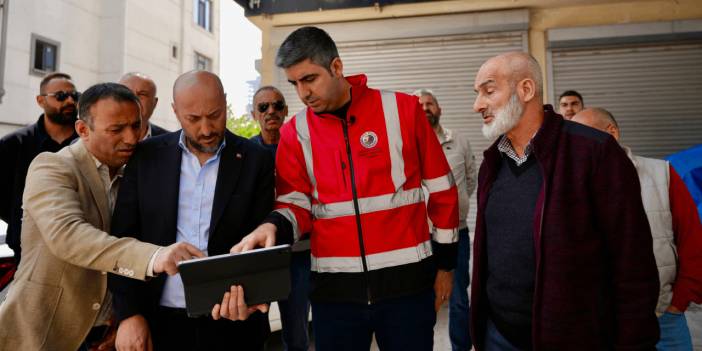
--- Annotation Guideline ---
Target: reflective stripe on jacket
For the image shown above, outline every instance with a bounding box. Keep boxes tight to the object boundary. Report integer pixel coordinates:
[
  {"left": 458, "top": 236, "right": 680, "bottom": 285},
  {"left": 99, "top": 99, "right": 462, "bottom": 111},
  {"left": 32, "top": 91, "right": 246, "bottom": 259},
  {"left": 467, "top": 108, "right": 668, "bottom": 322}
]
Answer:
[{"left": 273, "top": 75, "right": 458, "bottom": 288}]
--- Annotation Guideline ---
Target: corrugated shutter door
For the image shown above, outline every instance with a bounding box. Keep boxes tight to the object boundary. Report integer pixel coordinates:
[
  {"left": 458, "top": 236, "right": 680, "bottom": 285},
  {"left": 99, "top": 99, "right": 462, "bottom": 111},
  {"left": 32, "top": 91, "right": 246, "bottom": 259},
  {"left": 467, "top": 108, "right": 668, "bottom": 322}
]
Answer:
[
  {"left": 275, "top": 31, "right": 527, "bottom": 232},
  {"left": 551, "top": 42, "right": 702, "bottom": 159}
]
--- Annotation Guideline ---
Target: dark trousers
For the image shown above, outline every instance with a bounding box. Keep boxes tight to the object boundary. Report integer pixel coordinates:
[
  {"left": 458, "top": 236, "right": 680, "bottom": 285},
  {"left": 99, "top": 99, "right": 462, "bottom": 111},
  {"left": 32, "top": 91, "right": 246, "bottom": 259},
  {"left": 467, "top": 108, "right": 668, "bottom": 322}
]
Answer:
[
  {"left": 150, "top": 306, "right": 269, "bottom": 351},
  {"left": 312, "top": 290, "right": 436, "bottom": 351},
  {"left": 449, "top": 228, "right": 472, "bottom": 351},
  {"left": 278, "top": 249, "right": 312, "bottom": 351}
]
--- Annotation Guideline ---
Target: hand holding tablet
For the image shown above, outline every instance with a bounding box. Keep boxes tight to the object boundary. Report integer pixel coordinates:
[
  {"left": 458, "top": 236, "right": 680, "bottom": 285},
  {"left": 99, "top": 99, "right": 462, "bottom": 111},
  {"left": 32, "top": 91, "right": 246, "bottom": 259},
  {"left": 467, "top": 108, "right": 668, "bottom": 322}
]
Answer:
[{"left": 177, "top": 244, "right": 292, "bottom": 318}]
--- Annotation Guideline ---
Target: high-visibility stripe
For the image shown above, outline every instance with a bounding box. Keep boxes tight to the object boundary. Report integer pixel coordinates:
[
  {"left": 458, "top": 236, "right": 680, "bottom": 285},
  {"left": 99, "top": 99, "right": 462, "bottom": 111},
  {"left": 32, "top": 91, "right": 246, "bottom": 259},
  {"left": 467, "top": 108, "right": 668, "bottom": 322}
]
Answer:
[
  {"left": 274, "top": 208, "right": 301, "bottom": 241},
  {"left": 381, "top": 91, "right": 406, "bottom": 191},
  {"left": 433, "top": 227, "right": 458, "bottom": 244},
  {"left": 312, "top": 187, "right": 424, "bottom": 219},
  {"left": 294, "top": 109, "right": 318, "bottom": 199},
  {"left": 422, "top": 173, "right": 456, "bottom": 194},
  {"left": 276, "top": 191, "right": 312, "bottom": 211},
  {"left": 311, "top": 240, "right": 433, "bottom": 273}
]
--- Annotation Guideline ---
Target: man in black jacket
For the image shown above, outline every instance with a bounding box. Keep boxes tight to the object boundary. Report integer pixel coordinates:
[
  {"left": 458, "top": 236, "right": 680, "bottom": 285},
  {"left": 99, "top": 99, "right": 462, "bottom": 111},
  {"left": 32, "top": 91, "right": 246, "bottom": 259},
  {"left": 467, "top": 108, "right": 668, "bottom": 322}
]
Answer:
[
  {"left": 108, "top": 70, "right": 274, "bottom": 350},
  {"left": 0, "top": 72, "right": 79, "bottom": 264}
]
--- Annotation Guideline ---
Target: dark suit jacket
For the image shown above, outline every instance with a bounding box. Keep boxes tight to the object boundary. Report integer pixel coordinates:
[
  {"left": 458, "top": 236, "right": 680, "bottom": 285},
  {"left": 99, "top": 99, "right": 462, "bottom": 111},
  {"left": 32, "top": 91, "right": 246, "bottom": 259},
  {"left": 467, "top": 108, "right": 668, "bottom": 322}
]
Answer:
[
  {"left": 150, "top": 123, "right": 168, "bottom": 137},
  {"left": 108, "top": 130, "right": 274, "bottom": 327}
]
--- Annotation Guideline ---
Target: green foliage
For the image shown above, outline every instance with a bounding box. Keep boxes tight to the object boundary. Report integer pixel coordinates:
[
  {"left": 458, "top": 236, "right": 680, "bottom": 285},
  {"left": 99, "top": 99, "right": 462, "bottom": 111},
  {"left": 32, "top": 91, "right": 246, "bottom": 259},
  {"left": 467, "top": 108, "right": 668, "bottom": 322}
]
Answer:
[{"left": 226, "top": 105, "right": 260, "bottom": 138}]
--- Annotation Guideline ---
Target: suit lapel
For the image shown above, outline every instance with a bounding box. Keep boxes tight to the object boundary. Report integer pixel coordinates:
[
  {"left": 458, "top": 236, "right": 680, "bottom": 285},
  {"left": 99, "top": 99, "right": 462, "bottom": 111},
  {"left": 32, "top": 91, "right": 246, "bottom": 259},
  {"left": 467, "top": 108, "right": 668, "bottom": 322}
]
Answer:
[
  {"left": 70, "top": 140, "right": 111, "bottom": 230},
  {"left": 209, "top": 132, "right": 243, "bottom": 237},
  {"left": 159, "top": 135, "right": 183, "bottom": 245}
]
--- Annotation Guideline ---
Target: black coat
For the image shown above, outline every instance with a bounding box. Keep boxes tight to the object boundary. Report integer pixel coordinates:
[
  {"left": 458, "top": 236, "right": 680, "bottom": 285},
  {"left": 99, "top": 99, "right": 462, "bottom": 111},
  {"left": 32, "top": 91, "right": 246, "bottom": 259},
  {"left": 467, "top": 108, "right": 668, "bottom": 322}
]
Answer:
[{"left": 108, "top": 130, "right": 274, "bottom": 326}]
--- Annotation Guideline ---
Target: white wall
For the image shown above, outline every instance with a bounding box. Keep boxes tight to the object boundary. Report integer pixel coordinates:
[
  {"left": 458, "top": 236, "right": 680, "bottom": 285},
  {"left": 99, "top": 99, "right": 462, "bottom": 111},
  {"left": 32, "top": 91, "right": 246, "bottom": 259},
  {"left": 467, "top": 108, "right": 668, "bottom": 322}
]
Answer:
[{"left": 0, "top": 0, "right": 220, "bottom": 136}]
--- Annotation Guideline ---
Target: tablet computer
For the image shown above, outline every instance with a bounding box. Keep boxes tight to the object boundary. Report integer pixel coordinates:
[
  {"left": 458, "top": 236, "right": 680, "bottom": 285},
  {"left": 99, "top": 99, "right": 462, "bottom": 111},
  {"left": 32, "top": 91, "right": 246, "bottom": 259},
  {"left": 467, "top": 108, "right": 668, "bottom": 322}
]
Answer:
[{"left": 177, "top": 244, "right": 292, "bottom": 318}]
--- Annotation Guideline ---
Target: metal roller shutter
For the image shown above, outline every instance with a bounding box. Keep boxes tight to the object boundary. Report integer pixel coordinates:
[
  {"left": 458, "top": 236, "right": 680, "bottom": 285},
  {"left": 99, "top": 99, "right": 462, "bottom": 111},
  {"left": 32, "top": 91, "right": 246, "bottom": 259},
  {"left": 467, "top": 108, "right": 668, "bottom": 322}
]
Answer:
[
  {"left": 550, "top": 41, "right": 702, "bottom": 159},
  {"left": 275, "top": 30, "right": 527, "bottom": 232}
]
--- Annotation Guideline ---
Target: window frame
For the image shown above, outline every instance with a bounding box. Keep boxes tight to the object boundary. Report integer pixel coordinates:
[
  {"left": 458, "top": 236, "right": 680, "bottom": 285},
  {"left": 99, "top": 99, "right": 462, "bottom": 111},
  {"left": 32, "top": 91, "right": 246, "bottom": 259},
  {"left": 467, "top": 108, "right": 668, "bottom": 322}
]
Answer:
[
  {"left": 193, "top": 0, "right": 212, "bottom": 32},
  {"left": 194, "top": 52, "right": 212, "bottom": 71},
  {"left": 29, "top": 33, "right": 61, "bottom": 76}
]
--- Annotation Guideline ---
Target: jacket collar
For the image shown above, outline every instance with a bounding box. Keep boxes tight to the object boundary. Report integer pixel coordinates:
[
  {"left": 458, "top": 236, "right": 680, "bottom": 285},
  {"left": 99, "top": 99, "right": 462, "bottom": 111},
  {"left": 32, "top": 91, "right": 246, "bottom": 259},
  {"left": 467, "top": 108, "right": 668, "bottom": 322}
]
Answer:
[
  {"left": 68, "top": 140, "right": 111, "bottom": 230},
  {"left": 313, "top": 74, "right": 370, "bottom": 120},
  {"left": 483, "top": 105, "right": 564, "bottom": 171}
]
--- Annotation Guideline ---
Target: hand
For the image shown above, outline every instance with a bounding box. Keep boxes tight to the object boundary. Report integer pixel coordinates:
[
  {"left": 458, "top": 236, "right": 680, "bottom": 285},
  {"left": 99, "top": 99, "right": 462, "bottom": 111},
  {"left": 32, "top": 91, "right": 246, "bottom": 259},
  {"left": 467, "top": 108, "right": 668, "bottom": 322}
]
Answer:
[
  {"left": 153, "top": 242, "right": 205, "bottom": 275},
  {"left": 115, "top": 315, "right": 152, "bottom": 351},
  {"left": 231, "top": 223, "right": 277, "bottom": 253},
  {"left": 88, "top": 323, "right": 117, "bottom": 351},
  {"left": 211, "top": 285, "right": 269, "bottom": 321},
  {"left": 666, "top": 305, "right": 683, "bottom": 314},
  {"left": 434, "top": 270, "right": 453, "bottom": 312}
]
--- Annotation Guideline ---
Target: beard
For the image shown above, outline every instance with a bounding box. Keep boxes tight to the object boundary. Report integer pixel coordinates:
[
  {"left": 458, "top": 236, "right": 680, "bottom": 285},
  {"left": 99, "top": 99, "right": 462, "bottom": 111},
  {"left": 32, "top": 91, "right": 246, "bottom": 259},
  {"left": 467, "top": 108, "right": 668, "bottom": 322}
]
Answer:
[
  {"left": 46, "top": 106, "right": 77, "bottom": 126},
  {"left": 186, "top": 133, "right": 223, "bottom": 154},
  {"left": 482, "top": 91, "right": 524, "bottom": 140},
  {"left": 425, "top": 112, "right": 439, "bottom": 127}
]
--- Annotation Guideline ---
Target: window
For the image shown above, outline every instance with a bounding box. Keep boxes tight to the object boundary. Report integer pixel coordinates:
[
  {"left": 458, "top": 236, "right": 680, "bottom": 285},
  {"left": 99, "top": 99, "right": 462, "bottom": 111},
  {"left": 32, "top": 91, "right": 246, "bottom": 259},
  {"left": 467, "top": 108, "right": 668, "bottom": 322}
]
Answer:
[
  {"left": 195, "top": 52, "right": 212, "bottom": 71},
  {"left": 194, "top": 0, "right": 212, "bottom": 32},
  {"left": 30, "top": 34, "right": 60, "bottom": 75}
]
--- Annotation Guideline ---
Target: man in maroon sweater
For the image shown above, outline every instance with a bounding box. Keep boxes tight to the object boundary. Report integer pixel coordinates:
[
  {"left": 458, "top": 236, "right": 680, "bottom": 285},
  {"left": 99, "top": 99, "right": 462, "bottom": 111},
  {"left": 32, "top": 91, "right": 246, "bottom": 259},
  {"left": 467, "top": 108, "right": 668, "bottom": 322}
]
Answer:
[{"left": 469, "top": 52, "right": 660, "bottom": 350}]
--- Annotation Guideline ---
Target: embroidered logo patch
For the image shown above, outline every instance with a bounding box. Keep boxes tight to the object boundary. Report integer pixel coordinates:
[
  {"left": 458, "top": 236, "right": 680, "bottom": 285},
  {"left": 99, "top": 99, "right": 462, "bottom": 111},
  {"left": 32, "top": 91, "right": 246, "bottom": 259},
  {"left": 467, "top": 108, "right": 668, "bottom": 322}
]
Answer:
[{"left": 360, "top": 131, "right": 378, "bottom": 149}]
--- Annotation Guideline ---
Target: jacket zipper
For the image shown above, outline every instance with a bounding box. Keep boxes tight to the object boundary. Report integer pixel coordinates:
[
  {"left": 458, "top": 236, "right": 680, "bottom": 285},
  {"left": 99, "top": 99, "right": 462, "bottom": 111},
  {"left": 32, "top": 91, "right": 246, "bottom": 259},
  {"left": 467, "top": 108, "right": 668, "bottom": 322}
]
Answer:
[{"left": 340, "top": 117, "right": 372, "bottom": 304}]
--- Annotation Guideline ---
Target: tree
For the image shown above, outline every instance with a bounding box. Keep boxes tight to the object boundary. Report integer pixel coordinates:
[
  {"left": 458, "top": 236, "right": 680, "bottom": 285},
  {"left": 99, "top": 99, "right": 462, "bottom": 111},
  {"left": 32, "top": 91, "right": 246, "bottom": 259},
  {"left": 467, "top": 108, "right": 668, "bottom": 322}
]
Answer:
[{"left": 226, "top": 105, "right": 260, "bottom": 138}]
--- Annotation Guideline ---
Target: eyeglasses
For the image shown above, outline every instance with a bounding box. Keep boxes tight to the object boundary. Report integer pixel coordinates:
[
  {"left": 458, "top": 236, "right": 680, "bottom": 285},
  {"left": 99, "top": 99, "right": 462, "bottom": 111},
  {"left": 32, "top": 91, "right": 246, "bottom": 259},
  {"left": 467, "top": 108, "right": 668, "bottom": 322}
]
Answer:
[
  {"left": 257, "top": 100, "right": 286, "bottom": 113},
  {"left": 41, "top": 91, "right": 81, "bottom": 102}
]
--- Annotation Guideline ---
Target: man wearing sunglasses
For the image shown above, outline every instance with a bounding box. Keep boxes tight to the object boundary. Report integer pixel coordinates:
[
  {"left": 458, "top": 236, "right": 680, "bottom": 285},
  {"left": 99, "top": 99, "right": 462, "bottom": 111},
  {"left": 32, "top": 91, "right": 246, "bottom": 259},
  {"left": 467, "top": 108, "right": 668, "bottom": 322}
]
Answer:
[
  {"left": 250, "top": 86, "right": 287, "bottom": 155},
  {"left": 251, "top": 86, "right": 313, "bottom": 351},
  {"left": 0, "top": 72, "right": 80, "bottom": 266}
]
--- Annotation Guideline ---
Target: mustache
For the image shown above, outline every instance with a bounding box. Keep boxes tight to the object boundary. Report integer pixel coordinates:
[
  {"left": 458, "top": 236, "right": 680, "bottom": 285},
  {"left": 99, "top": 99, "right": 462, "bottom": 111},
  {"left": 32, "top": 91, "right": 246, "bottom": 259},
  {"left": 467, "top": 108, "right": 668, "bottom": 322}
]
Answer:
[{"left": 264, "top": 115, "right": 282, "bottom": 122}]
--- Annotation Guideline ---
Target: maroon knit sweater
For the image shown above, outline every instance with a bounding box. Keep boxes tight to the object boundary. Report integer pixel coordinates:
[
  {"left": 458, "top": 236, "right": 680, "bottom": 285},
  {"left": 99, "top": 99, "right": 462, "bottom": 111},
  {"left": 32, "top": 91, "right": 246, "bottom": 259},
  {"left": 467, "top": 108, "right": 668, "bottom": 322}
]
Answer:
[{"left": 470, "top": 106, "right": 660, "bottom": 350}]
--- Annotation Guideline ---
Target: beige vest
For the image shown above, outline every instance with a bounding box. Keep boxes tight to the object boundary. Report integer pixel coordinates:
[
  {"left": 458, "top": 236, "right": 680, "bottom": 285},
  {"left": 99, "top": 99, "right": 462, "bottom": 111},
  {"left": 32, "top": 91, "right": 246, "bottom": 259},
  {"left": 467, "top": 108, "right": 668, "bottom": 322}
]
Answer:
[{"left": 628, "top": 149, "right": 676, "bottom": 315}]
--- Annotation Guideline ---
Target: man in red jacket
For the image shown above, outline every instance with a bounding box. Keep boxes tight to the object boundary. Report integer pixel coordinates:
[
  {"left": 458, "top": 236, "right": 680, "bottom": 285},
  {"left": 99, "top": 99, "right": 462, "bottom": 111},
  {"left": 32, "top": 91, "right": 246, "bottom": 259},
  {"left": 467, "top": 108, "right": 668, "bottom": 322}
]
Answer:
[
  {"left": 573, "top": 107, "right": 702, "bottom": 350},
  {"left": 229, "top": 26, "right": 460, "bottom": 351},
  {"left": 470, "top": 52, "right": 660, "bottom": 350}
]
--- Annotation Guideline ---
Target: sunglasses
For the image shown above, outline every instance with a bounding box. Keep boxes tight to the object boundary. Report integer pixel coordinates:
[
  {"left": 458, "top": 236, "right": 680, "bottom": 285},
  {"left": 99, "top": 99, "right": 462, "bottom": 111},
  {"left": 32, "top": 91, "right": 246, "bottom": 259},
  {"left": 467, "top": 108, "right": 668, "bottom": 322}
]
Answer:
[
  {"left": 41, "top": 91, "right": 81, "bottom": 102},
  {"left": 257, "top": 100, "right": 286, "bottom": 113}
]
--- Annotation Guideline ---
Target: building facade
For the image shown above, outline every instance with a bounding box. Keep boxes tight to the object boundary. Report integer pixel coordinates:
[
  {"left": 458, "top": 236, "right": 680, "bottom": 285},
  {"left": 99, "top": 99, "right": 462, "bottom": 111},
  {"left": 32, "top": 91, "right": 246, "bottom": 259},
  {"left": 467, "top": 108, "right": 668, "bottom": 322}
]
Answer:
[
  {"left": 0, "top": 0, "right": 220, "bottom": 135},
  {"left": 237, "top": 0, "right": 701, "bottom": 161},
  {"left": 236, "top": 2, "right": 702, "bottom": 347}
]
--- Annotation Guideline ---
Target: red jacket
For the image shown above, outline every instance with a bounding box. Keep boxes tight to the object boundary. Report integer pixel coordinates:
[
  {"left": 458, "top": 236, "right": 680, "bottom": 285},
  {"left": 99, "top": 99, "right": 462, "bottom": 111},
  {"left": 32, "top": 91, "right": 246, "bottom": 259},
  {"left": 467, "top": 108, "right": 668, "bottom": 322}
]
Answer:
[
  {"left": 471, "top": 107, "right": 660, "bottom": 350},
  {"left": 273, "top": 75, "right": 459, "bottom": 303}
]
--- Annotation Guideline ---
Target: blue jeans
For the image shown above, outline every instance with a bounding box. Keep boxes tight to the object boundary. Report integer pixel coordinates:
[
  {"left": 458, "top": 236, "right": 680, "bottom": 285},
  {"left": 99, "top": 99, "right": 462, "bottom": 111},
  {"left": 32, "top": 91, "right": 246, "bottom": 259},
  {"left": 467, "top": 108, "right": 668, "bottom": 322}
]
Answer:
[
  {"left": 485, "top": 318, "right": 523, "bottom": 351},
  {"left": 449, "top": 228, "right": 472, "bottom": 351},
  {"left": 656, "top": 311, "right": 693, "bottom": 351},
  {"left": 312, "top": 290, "right": 436, "bottom": 351},
  {"left": 278, "top": 249, "right": 312, "bottom": 351}
]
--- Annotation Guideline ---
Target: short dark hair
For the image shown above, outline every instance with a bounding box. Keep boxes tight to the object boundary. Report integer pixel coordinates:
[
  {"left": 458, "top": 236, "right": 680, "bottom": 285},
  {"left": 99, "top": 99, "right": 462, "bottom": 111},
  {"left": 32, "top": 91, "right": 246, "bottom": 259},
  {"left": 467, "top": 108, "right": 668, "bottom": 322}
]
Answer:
[
  {"left": 78, "top": 83, "right": 141, "bottom": 128},
  {"left": 276, "top": 26, "right": 339, "bottom": 70},
  {"left": 39, "top": 72, "right": 72, "bottom": 94},
  {"left": 559, "top": 90, "right": 584, "bottom": 105}
]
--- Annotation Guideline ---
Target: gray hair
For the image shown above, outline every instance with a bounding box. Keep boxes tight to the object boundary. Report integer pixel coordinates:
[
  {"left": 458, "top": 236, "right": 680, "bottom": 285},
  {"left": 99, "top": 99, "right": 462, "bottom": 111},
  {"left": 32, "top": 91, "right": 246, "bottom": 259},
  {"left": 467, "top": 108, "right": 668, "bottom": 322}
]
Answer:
[
  {"left": 252, "top": 85, "right": 286, "bottom": 105},
  {"left": 589, "top": 107, "right": 619, "bottom": 129},
  {"left": 412, "top": 88, "right": 439, "bottom": 104},
  {"left": 120, "top": 72, "right": 157, "bottom": 94},
  {"left": 276, "top": 26, "right": 339, "bottom": 70}
]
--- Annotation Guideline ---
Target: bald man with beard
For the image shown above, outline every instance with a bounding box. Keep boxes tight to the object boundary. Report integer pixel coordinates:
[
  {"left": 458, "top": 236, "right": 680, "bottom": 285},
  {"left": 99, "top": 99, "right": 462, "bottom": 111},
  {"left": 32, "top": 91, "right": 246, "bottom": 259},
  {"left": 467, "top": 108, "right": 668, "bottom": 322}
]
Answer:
[
  {"left": 469, "top": 52, "right": 659, "bottom": 350},
  {"left": 109, "top": 70, "right": 275, "bottom": 350}
]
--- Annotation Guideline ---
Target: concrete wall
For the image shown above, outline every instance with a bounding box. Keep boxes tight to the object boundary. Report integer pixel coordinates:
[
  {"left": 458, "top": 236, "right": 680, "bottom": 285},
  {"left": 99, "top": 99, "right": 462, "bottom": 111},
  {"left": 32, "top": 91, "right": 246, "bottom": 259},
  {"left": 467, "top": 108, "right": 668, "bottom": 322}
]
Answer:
[
  {"left": 246, "top": 0, "right": 702, "bottom": 102},
  {"left": 0, "top": 0, "right": 220, "bottom": 135}
]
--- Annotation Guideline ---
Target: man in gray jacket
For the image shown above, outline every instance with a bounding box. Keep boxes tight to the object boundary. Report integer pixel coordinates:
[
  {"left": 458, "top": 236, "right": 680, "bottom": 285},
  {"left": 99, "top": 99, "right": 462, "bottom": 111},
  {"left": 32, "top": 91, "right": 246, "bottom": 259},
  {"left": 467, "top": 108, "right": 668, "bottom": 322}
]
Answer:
[{"left": 415, "top": 89, "right": 477, "bottom": 351}]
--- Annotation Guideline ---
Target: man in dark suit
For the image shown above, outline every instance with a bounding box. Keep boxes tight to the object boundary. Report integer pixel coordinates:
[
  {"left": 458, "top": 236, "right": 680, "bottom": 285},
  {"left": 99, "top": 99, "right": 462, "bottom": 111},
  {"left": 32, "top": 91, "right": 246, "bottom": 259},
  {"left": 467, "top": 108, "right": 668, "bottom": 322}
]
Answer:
[
  {"left": 109, "top": 70, "right": 275, "bottom": 350},
  {"left": 119, "top": 72, "right": 169, "bottom": 139}
]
